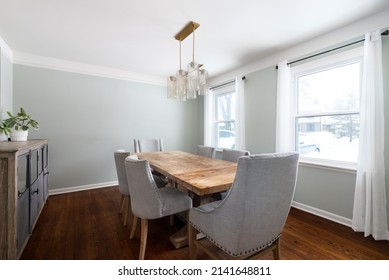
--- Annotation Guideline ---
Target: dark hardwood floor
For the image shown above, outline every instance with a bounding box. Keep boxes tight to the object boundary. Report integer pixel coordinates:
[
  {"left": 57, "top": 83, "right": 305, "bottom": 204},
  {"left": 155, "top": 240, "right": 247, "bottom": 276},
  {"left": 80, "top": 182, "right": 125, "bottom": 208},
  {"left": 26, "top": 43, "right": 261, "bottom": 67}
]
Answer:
[{"left": 21, "top": 186, "right": 389, "bottom": 260}]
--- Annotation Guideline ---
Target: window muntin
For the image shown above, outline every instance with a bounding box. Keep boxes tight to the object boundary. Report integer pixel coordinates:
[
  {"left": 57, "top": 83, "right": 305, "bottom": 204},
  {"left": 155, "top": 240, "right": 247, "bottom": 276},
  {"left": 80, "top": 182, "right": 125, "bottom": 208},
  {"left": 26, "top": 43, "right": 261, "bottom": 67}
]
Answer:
[
  {"left": 215, "top": 91, "right": 236, "bottom": 149},
  {"left": 294, "top": 60, "right": 361, "bottom": 164}
]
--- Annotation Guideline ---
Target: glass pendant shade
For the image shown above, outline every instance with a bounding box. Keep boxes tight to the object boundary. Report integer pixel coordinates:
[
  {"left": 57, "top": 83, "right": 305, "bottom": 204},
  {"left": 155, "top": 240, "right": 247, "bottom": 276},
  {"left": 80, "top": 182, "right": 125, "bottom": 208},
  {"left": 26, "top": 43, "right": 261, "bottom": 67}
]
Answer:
[
  {"left": 176, "top": 69, "right": 187, "bottom": 101},
  {"left": 167, "top": 76, "right": 177, "bottom": 99},
  {"left": 198, "top": 69, "right": 209, "bottom": 95},
  {"left": 187, "top": 61, "right": 199, "bottom": 99}
]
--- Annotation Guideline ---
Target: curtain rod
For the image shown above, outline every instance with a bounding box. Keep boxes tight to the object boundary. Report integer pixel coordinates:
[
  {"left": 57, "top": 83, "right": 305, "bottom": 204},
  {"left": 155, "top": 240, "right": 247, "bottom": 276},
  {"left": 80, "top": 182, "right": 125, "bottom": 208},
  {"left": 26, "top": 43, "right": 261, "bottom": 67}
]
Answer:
[
  {"left": 209, "top": 80, "right": 235, "bottom": 90},
  {"left": 276, "top": 29, "right": 388, "bottom": 69},
  {"left": 209, "top": 76, "right": 246, "bottom": 90}
]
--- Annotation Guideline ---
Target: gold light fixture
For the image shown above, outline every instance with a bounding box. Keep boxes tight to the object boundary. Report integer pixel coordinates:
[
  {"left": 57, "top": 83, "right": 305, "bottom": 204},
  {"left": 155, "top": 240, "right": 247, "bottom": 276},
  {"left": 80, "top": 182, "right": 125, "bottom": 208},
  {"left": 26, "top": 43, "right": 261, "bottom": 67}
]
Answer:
[{"left": 167, "top": 21, "right": 209, "bottom": 100}]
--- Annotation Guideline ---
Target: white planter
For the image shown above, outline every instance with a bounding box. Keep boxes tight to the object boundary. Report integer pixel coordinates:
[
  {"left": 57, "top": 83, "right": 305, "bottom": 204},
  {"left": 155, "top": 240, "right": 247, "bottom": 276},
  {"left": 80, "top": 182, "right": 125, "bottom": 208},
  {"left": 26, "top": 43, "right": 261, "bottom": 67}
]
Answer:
[{"left": 10, "top": 129, "right": 29, "bottom": 142}]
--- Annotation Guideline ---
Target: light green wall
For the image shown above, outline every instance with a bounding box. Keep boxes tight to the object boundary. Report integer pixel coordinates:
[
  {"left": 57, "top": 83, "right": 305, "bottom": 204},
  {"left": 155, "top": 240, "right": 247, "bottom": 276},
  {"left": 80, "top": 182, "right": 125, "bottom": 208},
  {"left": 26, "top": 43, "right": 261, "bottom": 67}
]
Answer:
[
  {"left": 242, "top": 36, "right": 389, "bottom": 222},
  {"left": 0, "top": 50, "right": 13, "bottom": 117},
  {"left": 13, "top": 65, "right": 202, "bottom": 190},
  {"left": 244, "top": 67, "right": 278, "bottom": 153}
]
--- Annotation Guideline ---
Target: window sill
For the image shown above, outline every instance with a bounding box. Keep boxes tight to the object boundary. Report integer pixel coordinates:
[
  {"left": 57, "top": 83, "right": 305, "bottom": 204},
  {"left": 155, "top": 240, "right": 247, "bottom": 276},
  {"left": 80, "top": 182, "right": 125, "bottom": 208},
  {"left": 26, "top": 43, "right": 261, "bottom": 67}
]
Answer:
[{"left": 298, "top": 157, "right": 357, "bottom": 174}]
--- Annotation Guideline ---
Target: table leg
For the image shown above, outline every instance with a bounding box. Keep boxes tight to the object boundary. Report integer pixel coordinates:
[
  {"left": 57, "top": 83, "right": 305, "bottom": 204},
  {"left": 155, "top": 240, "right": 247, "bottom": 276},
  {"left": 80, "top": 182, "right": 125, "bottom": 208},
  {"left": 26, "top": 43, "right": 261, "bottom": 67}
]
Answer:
[
  {"left": 169, "top": 194, "right": 209, "bottom": 249},
  {"left": 169, "top": 211, "right": 189, "bottom": 249},
  {"left": 169, "top": 225, "right": 189, "bottom": 249}
]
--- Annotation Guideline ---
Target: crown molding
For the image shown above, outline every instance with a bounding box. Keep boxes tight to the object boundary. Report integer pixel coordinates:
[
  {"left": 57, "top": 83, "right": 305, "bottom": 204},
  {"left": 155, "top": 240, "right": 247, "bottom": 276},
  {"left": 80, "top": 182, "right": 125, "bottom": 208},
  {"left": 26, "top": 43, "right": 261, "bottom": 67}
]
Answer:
[
  {"left": 13, "top": 52, "right": 166, "bottom": 86},
  {"left": 0, "top": 36, "right": 14, "bottom": 62}
]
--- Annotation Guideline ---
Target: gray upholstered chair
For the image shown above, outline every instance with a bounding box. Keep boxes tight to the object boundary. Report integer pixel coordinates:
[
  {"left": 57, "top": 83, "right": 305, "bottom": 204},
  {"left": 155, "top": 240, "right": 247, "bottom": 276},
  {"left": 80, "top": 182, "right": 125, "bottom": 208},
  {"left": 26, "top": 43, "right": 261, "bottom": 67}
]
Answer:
[
  {"left": 133, "top": 138, "right": 167, "bottom": 185},
  {"left": 221, "top": 148, "right": 250, "bottom": 162},
  {"left": 212, "top": 148, "right": 251, "bottom": 201},
  {"left": 196, "top": 145, "right": 215, "bottom": 158},
  {"left": 189, "top": 152, "right": 299, "bottom": 260},
  {"left": 125, "top": 155, "right": 192, "bottom": 260},
  {"left": 114, "top": 151, "right": 165, "bottom": 227},
  {"left": 133, "top": 138, "right": 164, "bottom": 153},
  {"left": 114, "top": 150, "right": 132, "bottom": 226}
]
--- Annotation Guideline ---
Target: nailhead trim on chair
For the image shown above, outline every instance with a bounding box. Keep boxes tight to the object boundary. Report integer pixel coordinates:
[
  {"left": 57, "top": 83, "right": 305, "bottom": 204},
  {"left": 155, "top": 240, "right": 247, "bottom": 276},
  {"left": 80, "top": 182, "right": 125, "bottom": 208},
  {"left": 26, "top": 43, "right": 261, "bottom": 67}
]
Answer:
[
  {"left": 145, "top": 162, "right": 164, "bottom": 217},
  {"left": 191, "top": 222, "right": 281, "bottom": 257}
]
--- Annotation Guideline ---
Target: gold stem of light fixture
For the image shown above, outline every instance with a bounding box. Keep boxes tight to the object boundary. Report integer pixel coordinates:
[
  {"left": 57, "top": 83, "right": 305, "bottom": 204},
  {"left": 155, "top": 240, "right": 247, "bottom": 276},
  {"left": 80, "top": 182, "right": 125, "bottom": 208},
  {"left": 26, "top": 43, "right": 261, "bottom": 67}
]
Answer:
[
  {"left": 179, "top": 41, "right": 182, "bottom": 70},
  {"left": 192, "top": 28, "right": 195, "bottom": 62}
]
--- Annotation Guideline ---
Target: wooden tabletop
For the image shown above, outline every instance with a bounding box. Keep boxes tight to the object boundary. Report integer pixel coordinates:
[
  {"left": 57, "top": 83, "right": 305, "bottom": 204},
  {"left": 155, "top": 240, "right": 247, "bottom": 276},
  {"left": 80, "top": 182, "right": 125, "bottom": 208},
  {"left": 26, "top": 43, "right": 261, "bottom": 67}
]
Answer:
[{"left": 138, "top": 151, "right": 237, "bottom": 196}]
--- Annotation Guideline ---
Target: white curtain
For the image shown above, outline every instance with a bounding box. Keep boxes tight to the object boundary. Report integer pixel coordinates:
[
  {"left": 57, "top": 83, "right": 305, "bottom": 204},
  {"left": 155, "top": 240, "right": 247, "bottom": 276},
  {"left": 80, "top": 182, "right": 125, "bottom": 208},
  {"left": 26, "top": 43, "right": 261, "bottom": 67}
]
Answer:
[
  {"left": 352, "top": 30, "right": 388, "bottom": 240},
  {"left": 276, "top": 61, "right": 293, "bottom": 153},
  {"left": 203, "top": 88, "right": 214, "bottom": 146}
]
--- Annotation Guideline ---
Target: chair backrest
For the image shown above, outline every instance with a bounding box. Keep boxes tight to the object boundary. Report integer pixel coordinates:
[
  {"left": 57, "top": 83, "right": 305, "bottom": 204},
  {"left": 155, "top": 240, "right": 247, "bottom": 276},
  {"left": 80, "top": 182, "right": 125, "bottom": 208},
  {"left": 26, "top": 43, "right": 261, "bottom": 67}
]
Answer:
[
  {"left": 114, "top": 150, "right": 130, "bottom": 195},
  {"left": 124, "top": 156, "right": 163, "bottom": 219},
  {"left": 221, "top": 148, "right": 250, "bottom": 163},
  {"left": 196, "top": 145, "right": 215, "bottom": 158},
  {"left": 203, "top": 152, "right": 299, "bottom": 256},
  {"left": 134, "top": 138, "right": 164, "bottom": 153}
]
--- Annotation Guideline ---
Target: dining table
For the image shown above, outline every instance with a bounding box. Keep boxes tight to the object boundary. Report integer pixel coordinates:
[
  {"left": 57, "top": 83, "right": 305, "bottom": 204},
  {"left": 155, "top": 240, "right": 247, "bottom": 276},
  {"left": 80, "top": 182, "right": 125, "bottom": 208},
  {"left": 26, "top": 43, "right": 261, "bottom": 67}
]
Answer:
[
  {"left": 137, "top": 150, "right": 237, "bottom": 248},
  {"left": 138, "top": 150, "right": 237, "bottom": 201}
]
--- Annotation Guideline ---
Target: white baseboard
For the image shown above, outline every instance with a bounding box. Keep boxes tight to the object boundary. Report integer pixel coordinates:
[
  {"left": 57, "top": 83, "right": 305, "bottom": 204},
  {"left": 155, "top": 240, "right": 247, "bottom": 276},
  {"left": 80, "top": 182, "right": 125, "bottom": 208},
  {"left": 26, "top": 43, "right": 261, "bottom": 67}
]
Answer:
[
  {"left": 48, "top": 181, "right": 118, "bottom": 196},
  {"left": 292, "top": 201, "right": 352, "bottom": 228}
]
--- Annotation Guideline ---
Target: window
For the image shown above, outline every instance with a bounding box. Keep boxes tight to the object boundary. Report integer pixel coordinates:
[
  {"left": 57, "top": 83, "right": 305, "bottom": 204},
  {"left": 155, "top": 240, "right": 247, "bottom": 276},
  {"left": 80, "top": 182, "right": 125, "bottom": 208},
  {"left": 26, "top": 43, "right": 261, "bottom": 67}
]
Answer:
[
  {"left": 215, "top": 91, "right": 236, "bottom": 149},
  {"left": 205, "top": 80, "right": 241, "bottom": 150},
  {"left": 292, "top": 48, "right": 363, "bottom": 166}
]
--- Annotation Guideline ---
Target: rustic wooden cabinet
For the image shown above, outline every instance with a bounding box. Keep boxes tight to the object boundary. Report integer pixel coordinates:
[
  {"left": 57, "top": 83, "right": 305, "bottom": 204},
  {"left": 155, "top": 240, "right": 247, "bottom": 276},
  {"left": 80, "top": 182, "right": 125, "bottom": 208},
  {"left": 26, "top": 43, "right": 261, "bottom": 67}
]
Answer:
[{"left": 0, "top": 139, "right": 49, "bottom": 259}]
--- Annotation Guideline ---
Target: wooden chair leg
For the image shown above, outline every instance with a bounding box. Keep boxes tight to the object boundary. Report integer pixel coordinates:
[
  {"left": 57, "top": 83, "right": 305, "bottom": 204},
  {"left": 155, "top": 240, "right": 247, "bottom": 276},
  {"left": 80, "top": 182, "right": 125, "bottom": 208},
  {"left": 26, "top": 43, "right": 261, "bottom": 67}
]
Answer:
[
  {"left": 130, "top": 215, "right": 138, "bottom": 239},
  {"left": 127, "top": 197, "right": 133, "bottom": 227},
  {"left": 119, "top": 194, "right": 125, "bottom": 214},
  {"left": 139, "top": 219, "right": 148, "bottom": 260},
  {"left": 123, "top": 196, "right": 129, "bottom": 226},
  {"left": 188, "top": 223, "right": 197, "bottom": 260}
]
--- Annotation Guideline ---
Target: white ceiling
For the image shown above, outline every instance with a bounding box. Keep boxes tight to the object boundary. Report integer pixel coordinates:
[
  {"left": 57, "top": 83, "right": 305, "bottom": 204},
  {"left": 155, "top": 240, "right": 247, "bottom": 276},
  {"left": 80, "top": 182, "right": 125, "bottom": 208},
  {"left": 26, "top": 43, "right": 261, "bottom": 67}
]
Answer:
[{"left": 1, "top": 0, "right": 389, "bottom": 81}]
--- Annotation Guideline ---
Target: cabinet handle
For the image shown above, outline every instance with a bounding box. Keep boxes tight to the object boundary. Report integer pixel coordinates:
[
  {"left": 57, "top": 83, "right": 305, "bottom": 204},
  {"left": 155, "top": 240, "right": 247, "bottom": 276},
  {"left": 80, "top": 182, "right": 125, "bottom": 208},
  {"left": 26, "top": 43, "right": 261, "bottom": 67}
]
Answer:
[
  {"left": 44, "top": 171, "right": 50, "bottom": 175},
  {"left": 32, "top": 189, "right": 39, "bottom": 195}
]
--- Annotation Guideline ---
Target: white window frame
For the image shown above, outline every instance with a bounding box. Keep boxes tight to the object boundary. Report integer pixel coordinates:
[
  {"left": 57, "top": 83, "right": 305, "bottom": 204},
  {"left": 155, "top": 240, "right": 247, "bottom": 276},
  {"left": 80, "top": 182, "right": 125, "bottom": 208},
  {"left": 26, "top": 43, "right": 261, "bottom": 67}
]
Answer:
[
  {"left": 290, "top": 47, "right": 363, "bottom": 170},
  {"left": 204, "top": 77, "right": 245, "bottom": 151}
]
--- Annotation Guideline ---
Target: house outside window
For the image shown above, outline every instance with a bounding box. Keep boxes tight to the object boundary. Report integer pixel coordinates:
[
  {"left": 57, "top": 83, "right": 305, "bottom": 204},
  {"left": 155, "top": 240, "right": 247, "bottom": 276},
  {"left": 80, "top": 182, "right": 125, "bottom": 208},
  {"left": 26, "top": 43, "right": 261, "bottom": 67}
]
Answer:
[{"left": 292, "top": 47, "right": 363, "bottom": 167}]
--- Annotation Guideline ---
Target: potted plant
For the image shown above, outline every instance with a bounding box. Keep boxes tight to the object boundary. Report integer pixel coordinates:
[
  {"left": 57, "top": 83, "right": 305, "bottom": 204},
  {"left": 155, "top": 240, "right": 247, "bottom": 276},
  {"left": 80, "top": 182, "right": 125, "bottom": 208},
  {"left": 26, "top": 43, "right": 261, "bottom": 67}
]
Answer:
[
  {"left": 0, "top": 120, "right": 11, "bottom": 141},
  {"left": 4, "top": 107, "right": 39, "bottom": 141}
]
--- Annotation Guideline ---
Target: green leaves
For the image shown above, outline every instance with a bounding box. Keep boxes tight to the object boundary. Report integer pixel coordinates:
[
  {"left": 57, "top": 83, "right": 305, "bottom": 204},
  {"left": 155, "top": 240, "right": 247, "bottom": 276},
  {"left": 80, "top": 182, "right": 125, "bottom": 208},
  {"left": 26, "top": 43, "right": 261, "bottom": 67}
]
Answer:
[
  {"left": 4, "top": 107, "right": 39, "bottom": 131},
  {"left": 0, "top": 121, "right": 11, "bottom": 136}
]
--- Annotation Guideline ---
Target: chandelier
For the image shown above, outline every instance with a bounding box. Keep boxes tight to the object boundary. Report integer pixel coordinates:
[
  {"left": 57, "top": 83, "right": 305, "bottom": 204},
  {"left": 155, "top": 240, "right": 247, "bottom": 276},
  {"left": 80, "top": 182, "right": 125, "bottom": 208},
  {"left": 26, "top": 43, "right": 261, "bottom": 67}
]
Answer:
[{"left": 167, "top": 21, "right": 208, "bottom": 101}]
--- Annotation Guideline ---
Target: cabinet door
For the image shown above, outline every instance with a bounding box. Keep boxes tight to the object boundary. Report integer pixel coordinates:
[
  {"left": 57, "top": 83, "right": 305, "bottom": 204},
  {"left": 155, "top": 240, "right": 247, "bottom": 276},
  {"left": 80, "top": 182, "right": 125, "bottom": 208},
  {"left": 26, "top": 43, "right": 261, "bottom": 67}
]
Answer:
[
  {"left": 17, "top": 154, "right": 29, "bottom": 195},
  {"left": 17, "top": 153, "right": 30, "bottom": 255},
  {"left": 17, "top": 190, "right": 29, "bottom": 254},
  {"left": 43, "top": 144, "right": 49, "bottom": 201},
  {"left": 37, "top": 147, "right": 44, "bottom": 211},
  {"left": 29, "top": 149, "right": 39, "bottom": 230},
  {"left": 29, "top": 180, "right": 39, "bottom": 231}
]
